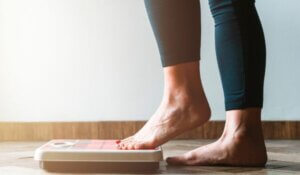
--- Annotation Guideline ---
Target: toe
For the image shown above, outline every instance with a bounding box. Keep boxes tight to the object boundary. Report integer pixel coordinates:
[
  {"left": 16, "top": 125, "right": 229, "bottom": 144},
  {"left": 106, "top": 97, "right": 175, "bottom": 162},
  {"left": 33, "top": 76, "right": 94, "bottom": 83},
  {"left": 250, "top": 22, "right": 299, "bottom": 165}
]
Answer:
[
  {"left": 118, "top": 142, "right": 127, "bottom": 150},
  {"left": 166, "top": 152, "right": 197, "bottom": 166},
  {"left": 120, "top": 140, "right": 135, "bottom": 150},
  {"left": 121, "top": 139, "right": 135, "bottom": 149},
  {"left": 126, "top": 143, "right": 135, "bottom": 150},
  {"left": 166, "top": 156, "right": 188, "bottom": 165}
]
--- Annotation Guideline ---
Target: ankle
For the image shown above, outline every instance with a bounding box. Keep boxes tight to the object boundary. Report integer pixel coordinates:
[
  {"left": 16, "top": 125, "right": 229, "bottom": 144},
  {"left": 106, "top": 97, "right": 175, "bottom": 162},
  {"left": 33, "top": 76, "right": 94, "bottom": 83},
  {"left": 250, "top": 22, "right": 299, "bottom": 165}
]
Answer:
[
  {"left": 163, "top": 61, "right": 202, "bottom": 95},
  {"left": 226, "top": 108, "right": 262, "bottom": 127},
  {"left": 162, "top": 61, "right": 211, "bottom": 120},
  {"left": 222, "top": 108, "right": 264, "bottom": 140},
  {"left": 163, "top": 88, "right": 199, "bottom": 104}
]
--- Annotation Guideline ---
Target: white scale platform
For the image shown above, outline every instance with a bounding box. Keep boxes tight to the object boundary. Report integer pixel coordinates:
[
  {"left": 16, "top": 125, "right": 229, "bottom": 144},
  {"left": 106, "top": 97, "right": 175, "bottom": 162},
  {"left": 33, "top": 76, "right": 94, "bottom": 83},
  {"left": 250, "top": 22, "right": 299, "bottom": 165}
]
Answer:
[{"left": 34, "top": 139, "right": 163, "bottom": 173}]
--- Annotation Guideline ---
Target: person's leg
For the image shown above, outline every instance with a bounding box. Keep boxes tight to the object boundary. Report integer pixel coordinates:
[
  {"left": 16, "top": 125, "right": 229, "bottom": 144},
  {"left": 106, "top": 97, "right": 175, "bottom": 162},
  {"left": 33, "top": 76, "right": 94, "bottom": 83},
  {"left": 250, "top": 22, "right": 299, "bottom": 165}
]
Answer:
[
  {"left": 117, "top": 0, "right": 211, "bottom": 150},
  {"left": 144, "top": 0, "right": 201, "bottom": 67},
  {"left": 167, "top": 0, "right": 267, "bottom": 166}
]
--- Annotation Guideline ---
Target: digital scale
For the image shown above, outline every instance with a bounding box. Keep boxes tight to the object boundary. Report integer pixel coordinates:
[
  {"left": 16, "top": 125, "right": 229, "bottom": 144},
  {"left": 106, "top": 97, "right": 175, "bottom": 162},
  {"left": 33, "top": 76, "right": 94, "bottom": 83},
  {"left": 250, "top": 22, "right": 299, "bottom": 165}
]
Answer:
[{"left": 34, "top": 139, "right": 163, "bottom": 173}]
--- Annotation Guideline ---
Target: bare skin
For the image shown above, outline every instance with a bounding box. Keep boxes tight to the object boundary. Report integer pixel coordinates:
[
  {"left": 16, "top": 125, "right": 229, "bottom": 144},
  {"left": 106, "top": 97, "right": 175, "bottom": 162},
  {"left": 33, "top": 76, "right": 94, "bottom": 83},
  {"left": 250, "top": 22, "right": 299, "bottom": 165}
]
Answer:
[
  {"left": 117, "top": 61, "right": 211, "bottom": 150},
  {"left": 116, "top": 61, "right": 267, "bottom": 167},
  {"left": 166, "top": 108, "right": 268, "bottom": 167}
]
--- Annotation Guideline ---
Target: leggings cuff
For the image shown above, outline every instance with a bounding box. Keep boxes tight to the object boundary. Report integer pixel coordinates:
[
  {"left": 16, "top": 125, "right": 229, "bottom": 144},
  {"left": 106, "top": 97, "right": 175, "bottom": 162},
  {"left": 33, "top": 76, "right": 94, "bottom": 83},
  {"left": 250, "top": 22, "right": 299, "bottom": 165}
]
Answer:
[
  {"left": 162, "top": 56, "right": 200, "bottom": 67},
  {"left": 225, "top": 102, "right": 263, "bottom": 111}
]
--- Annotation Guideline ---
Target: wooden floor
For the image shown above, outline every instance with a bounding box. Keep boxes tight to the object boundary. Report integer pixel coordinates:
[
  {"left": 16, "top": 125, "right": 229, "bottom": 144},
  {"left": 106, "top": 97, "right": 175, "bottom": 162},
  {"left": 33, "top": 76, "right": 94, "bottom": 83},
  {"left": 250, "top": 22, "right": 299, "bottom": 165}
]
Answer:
[{"left": 1, "top": 140, "right": 300, "bottom": 175}]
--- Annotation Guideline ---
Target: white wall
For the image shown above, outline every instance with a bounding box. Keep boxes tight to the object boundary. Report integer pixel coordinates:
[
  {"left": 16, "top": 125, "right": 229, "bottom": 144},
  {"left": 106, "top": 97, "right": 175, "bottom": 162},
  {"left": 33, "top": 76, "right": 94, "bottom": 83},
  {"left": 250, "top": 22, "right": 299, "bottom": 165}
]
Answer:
[{"left": 0, "top": 0, "right": 299, "bottom": 121}]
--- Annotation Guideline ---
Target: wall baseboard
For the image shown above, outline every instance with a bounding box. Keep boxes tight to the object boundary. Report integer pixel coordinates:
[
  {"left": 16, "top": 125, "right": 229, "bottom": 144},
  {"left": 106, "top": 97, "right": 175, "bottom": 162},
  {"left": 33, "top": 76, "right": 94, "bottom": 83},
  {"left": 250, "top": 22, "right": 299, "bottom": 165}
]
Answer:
[{"left": 0, "top": 121, "right": 299, "bottom": 141}]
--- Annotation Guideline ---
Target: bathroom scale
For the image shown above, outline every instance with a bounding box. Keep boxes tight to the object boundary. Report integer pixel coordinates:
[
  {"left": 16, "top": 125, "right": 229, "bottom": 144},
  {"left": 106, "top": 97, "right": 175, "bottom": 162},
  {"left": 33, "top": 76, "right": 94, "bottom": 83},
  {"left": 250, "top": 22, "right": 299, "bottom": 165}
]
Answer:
[{"left": 34, "top": 139, "right": 163, "bottom": 173}]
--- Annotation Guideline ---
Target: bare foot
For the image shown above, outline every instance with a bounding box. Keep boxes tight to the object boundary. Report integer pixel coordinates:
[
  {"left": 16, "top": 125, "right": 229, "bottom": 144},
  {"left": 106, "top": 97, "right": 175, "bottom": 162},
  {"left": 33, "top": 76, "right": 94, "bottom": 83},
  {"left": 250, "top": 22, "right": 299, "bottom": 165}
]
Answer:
[
  {"left": 117, "top": 61, "right": 211, "bottom": 150},
  {"left": 118, "top": 93, "right": 210, "bottom": 150},
  {"left": 166, "top": 108, "right": 268, "bottom": 167}
]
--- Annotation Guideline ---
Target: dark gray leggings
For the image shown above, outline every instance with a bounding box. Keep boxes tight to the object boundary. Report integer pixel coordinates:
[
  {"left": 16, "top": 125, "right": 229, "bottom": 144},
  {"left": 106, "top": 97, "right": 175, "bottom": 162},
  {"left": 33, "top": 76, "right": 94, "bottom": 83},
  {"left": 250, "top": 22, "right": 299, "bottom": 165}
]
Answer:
[
  {"left": 144, "top": 0, "right": 201, "bottom": 67},
  {"left": 144, "top": 0, "right": 266, "bottom": 111}
]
